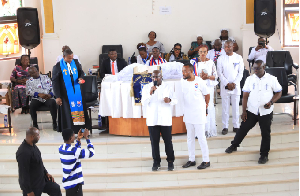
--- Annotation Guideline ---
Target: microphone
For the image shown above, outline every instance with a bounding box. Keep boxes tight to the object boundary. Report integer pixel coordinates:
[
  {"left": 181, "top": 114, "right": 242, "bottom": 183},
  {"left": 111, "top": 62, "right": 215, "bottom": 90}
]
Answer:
[{"left": 153, "top": 81, "right": 158, "bottom": 93}]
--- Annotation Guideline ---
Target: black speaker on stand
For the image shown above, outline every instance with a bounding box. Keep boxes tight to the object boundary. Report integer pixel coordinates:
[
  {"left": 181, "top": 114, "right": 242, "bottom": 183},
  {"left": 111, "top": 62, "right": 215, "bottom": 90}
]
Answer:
[
  {"left": 17, "top": 7, "right": 40, "bottom": 57},
  {"left": 254, "top": 0, "right": 276, "bottom": 42}
]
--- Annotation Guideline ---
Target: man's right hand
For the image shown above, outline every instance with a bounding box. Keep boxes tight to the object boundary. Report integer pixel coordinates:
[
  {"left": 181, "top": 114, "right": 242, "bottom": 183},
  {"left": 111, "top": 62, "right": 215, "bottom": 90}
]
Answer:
[
  {"left": 150, "top": 86, "right": 157, "bottom": 95},
  {"left": 255, "top": 45, "right": 263, "bottom": 51},
  {"left": 56, "top": 98, "right": 62, "bottom": 106},
  {"left": 241, "top": 111, "right": 247, "bottom": 122},
  {"left": 27, "top": 192, "right": 35, "bottom": 196}
]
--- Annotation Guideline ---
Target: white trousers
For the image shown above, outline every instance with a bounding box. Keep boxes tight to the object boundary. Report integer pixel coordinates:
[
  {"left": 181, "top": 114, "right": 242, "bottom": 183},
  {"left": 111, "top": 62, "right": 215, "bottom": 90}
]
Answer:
[
  {"left": 185, "top": 123, "right": 210, "bottom": 162},
  {"left": 206, "top": 86, "right": 217, "bottom": 137},
  {"left": 221, "top": 93, "right": 240, "bottom": 129}
]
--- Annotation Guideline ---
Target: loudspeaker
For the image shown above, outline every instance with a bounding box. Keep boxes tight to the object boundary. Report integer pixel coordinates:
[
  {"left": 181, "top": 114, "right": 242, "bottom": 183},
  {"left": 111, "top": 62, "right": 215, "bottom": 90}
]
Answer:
[
  {"left": 254, "top": 0, "right": 276, "bottom": 38},
  {"left": 17, "top": 7, "right": 40, "bottom": 49}
]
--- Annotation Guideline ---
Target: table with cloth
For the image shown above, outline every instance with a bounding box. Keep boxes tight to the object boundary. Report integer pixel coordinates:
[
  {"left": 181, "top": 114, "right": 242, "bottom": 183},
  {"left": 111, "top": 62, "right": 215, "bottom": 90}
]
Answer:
[{"left": 99, "top": 62, "right": 187, "bottom": 136}]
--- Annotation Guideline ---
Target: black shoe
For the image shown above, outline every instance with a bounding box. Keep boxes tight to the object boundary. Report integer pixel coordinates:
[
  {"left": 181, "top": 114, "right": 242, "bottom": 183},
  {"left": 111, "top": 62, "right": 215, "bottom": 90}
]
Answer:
[
  {"left": 182, "top": 161, "right": 196, "bottom": 168},
  {"left": 152, "top": 163, "right": 161, "bottom": 171},
  {"left": 21, "top": 107, "right": 26, "bottom": 114},
  {"left": 225, "top": 146, "right": 237, "bottom": 153},
  {"left": 233, "top": 128, "right": 239, "bottom": 133},
  {"left": 197, "top": 162, "right": 210, "bottom": 169},
  {"left": 222, "top": 128, "right": 228, "bottom": 135},
  {"left": 168, "top": 162, "right": 174, "bottom": 171},
  {"left": 33, "top": 124, "right": 39, "bottom": 130},
  {"left": 53, "top": 123, "right": 57, "bottom": 131},
  {"left": 258, "top": 156, "right": 269, "bottom": 164}
]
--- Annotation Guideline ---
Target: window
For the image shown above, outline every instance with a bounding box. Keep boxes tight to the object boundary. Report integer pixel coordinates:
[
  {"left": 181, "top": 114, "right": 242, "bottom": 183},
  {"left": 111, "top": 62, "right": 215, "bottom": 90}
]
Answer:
[
  {"left": 283, "top": 0, "right": 299, "bottom": 47},
  {"left": 0, "top": 0, "right": 22, "bottom": 57}
]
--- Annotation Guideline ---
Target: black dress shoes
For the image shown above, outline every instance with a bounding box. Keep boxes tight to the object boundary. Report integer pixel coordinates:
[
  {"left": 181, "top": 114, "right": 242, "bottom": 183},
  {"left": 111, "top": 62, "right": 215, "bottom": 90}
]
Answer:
[
  {"left": 222, "top": 128, "right": 228, "bottom": 135},
  {"left": 233, "top": 128, "right": 239, "bottom": 132},
  {"left": 182, "top": 161, "right": 196, "bottom": 168},
  {"left": 152, "top": 163, "right": 161, "bottom": 171},
  {"left": 168, "top": 162, "right": 174, "bottom": 171},
  {"left": 258, "top": 156, "right": 269, "bottom": 164},
  {"left": 53, "top": 123, "right": 57, "bottom": 131},
  {"left": 225, "top": 146, "right": 237, "bottom": 153},
  {"left": 197, "top": 162, "right": 210, "bottom": 169}
]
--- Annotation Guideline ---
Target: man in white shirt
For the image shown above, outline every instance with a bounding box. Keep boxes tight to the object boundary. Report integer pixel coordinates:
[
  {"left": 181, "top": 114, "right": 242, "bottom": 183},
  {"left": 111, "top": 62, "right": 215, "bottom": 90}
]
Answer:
[
  {"left": 248, "top": 37, "right": 274, "bottom": 64},
  {"left": 225, "top": 60, "right": 282, "bottom": 164},
  {"left": 217, "top": 40, "right": 244, "bottom": 135},
  {"left": 141, "top": 70, "right": 177, "bottom": 171},
  {"left": 181, "top": 63, "right": 211, "bottom": 170},
  {"left": 56, "top": 45, "right": 81, "bottom": 64},
  {"left": 207, "top": 39, "right": 226, "bottom": 63}
]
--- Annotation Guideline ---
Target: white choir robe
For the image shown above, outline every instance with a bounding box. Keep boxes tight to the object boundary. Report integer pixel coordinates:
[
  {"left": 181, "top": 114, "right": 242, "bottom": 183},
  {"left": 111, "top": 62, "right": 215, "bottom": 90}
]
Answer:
[
  {"left": 141, "top": 81, "right": 177, "bottom": 126},
  {"left": 195, "top": 59, "right": 218, "bottom": 137},
  {"left": 217, "top": 53, "right": 244, "bottom": 129}
]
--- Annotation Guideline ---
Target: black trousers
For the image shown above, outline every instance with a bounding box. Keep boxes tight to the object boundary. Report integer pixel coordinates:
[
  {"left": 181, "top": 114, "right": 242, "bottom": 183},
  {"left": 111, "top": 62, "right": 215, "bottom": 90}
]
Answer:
[
  {"left": 22, "top": 180, "right": 61, "bottom": 196},
  {"left": 30, "top": 99, "right": 57, "bottom": 125},
  {"left": 66, "top": 184, "right": 83, "bottom": 196},
  {"left": 148, "top": 126, "right": 175, "bottom": 163},
  {"left": 231, "top": 111, "right": 273, "bottom": 157}
]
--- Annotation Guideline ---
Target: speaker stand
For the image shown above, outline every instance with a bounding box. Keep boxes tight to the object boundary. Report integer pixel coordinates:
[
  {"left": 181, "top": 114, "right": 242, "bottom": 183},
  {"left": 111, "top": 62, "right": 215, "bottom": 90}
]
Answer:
[{"left": 27, "top": 49, "right": 31, "bottom": 59}]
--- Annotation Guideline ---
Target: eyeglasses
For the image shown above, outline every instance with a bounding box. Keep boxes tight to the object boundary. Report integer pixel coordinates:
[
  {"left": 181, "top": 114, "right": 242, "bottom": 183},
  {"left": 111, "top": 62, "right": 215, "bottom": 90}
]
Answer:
[{"left": 174, "top": 48, "right": 181, "bottom": 51}]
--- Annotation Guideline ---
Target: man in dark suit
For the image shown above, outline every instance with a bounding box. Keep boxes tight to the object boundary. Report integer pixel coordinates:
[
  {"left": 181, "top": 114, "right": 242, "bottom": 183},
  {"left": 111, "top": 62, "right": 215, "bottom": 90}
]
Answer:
[{"left": 99, "top": 49, "right": 127, "bottom": 80}]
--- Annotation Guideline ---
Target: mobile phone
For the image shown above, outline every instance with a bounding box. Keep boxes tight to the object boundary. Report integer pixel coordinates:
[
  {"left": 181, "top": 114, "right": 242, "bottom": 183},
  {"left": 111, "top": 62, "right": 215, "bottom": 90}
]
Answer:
[
  {"left": 81, "top": 128, "right": 85, "bottom": 133},
  {"left": 225, "top": 86, "right": 228, "bottom": 89}
]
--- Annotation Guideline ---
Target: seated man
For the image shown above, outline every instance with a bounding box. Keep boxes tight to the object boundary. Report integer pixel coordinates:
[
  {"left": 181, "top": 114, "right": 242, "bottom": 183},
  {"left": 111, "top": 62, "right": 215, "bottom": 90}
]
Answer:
[
  {"left": 248, "top": 37, "right": 274, "bottom": 64},
  {"left": 188, "top": 35, "right": 209, "bottom": 59},
  {"left": 99, "top": 49, "right": 127, "bottom": 79},
  {"left": 207, "top": 39, "right": 226, "bottom": 63},
  {"left": 56, "top": 45, "right": 81, "bottom": 64},
  {"left": 26, "top": 67, "right": 57, "bottom": 130},
  {"left": 146, "top": 47, "right": 167, "bottom": 66}
]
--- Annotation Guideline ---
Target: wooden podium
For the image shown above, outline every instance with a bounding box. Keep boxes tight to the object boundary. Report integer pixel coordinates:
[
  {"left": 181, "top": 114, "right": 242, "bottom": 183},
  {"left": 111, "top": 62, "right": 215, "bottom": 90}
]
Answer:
[{"left": 108, "top": 116, "right": 187, "bottom": 136}]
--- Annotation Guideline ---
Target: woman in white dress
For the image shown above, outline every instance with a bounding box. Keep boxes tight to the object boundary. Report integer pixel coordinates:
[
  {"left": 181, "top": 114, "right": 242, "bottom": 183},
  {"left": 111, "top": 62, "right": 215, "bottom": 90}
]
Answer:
[{"left": 190, "top": 46, "right": 218, "bottom": 137}]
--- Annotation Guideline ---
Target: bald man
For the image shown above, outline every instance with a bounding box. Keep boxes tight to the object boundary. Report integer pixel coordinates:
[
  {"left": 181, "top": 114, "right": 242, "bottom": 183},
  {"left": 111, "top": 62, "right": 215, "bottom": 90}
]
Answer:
[
  {"left": 26, "top": 67, "right": 57, "bottom": 131},
  {"left": 207, "top": 39, "right": 226, "bottom": 63},
  {"left": 16, "top": 127, "right": 61, "bottom": 196}
]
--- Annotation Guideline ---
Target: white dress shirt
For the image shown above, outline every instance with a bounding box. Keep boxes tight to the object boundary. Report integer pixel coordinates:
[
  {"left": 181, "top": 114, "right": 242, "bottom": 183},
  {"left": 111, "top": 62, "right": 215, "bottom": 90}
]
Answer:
[
  {"left": 248, "top": 45, "right": 274, "bottom": 63},
  {"left": 141, "top": 81, "right": 177, "bottom": 126},
  {"left": 181, "top": 77, "right": 209, "bottom": 125},
  {"left": 242, "top": 72, "right": 282, "bottom": 116},
  {"left": 110, "top": 59, "right": 118, "bottom": 74},
  {"left": 217, "top": 53, "right": 244, "bottom": 96},
  {"left": 56, "top": 54, "right": 81, "bottom": 64},
  {"left": 194, "top": 59, "right": 218, "bottom": 87},
  {"left": 206, "top": 49, "right": 226, "bottom": 61}
]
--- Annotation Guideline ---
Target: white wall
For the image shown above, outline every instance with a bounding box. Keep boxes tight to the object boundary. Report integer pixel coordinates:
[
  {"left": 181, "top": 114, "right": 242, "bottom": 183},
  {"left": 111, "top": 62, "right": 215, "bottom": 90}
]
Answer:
[
  {"left": 242, "top": 0, "right": 299, "bottom": 71},
  {"left": 43, "top": 0, "right": 244, "bottom": 72}
]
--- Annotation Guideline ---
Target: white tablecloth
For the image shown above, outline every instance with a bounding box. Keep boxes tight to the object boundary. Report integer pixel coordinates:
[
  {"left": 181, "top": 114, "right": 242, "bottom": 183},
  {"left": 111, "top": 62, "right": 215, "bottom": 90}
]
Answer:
[
  {"left": 0, "top": 105, "right": 10, "bottom": 115},
  {"left": 99, "top": 79, "right": 184, "bottom": 118},
  {"left": 0, "top": 80, "right": 11, "bottom": 86},
  {"left": 0, "top": 89, "right": 8, "bottom": 97}
]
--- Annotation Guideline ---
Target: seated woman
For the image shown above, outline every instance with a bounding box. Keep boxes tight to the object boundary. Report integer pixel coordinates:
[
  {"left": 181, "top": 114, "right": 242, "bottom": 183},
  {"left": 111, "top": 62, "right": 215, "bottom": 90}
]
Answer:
[
  {"left": 136, "top": 43, "right": 151, "bottom": 65},
  {"left": 146, "top": 31, "right": 166, "bottom": 56},
  {"left": 219, "top": 29, "right": 239, "bottom": 52},
  {"left": 188, "top": 35, "right": 209, "bottom": 59},
  {"left": 165, "top": 43, "right": 189, "bottom": 62},
  {"left": 146, "top": 47, "right": 167, "bottom": 66},
  {"left": 10, "top": 55, "right": 32, "bottom": 113}
]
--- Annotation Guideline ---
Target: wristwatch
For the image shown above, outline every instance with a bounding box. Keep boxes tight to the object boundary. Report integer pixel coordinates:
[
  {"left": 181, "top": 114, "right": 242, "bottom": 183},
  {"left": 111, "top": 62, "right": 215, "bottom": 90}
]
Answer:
[{"left": 270, "top": 101, "right": 273, "bottom": 105}]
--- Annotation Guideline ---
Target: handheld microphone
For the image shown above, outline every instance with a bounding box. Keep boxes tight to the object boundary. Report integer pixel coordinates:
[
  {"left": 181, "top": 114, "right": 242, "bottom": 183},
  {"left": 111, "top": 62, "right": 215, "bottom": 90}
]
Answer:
[{"left": 153, "top": 81, "right": 158, "bottom": 93}]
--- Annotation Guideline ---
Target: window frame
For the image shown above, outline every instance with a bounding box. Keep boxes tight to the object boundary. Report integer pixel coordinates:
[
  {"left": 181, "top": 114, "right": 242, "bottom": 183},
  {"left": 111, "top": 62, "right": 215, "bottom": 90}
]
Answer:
[{"left": 283, "top": 1, "right": 299, "bottom": 47}]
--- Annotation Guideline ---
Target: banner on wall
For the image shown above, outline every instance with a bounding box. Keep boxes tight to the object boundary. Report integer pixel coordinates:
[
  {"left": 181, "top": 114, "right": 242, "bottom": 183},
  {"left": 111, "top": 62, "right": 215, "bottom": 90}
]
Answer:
[{"left": 132, "top": 73, "right": 152, "bottom": 106}]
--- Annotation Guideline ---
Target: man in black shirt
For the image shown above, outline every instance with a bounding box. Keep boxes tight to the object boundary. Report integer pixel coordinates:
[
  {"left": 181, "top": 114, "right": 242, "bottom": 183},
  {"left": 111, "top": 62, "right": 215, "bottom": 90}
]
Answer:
[{"left": 16, "top": 127, "right": 61, "bottom": 196}]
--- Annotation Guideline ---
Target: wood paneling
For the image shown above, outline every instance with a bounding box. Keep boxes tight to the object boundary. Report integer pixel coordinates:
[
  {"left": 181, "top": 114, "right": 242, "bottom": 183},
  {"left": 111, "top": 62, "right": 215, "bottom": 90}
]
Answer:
[
  {"left": 246, "top": 0, "right": 255, "bottom": 24},
  {"left": 109, "top": 117, "right": 187, "bottom": 136}
]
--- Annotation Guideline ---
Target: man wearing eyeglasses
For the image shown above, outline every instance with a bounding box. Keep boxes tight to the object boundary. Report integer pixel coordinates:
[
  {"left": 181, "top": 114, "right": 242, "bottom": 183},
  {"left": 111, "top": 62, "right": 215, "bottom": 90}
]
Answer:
[
  {"left": 225, "top": 60, "right": 282, "bottom": 164},
  {"left": 141, "top": 70, "right": 177, "bottom": 171},
  {"left": 248, "top": 37, "right": 274, "bottom": 64}
]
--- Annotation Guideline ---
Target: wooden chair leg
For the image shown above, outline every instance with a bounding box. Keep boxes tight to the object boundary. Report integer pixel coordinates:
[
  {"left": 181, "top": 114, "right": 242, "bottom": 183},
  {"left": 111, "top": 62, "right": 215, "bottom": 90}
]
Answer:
[{"left": 8, "top": 107, "right": 11, "bottom": 134}]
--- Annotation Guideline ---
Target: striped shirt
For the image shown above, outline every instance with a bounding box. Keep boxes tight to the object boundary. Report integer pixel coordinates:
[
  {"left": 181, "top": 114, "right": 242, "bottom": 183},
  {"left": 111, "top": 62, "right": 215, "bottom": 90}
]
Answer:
[{"left": 58, "top": 139, "right": 95, "bottom": 190}]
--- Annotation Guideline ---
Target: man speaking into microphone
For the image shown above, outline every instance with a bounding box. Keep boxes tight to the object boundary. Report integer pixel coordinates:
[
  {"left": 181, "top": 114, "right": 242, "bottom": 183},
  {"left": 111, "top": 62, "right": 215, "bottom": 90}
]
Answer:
[{"left": 142, "top": 70, "right": 178, "bottom": 171}]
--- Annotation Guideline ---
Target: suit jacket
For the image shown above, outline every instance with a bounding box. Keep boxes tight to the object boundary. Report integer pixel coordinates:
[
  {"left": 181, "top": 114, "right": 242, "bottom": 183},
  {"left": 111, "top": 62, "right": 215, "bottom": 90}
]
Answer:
[{"left": 99, "top": 58, "right": 127, "bottom": 79}]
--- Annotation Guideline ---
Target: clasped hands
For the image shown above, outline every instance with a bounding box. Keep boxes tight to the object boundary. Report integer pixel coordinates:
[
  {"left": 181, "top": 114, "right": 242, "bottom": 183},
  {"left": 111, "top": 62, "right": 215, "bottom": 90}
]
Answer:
[
  {"left": 200, "top": 71, "right": 209, "bottom": 80},
  {"left": 38, "top": 93, "right": 51, "bottom": 100},
  {"left": 226, "top": 83, "right": 236, "bottom": 91},
  {"left": 17, "top": 78, "right": 27, "bottom": 85}
]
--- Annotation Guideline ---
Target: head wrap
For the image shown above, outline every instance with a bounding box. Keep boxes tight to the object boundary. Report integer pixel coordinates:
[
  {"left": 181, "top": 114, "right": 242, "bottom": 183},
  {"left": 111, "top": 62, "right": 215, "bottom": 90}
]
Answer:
[
  {"left": 197, "top": 35, "right": 203, "bottom": 38},
  {"left": 220, "top": 28, "right": 229, "bottom": 33}
]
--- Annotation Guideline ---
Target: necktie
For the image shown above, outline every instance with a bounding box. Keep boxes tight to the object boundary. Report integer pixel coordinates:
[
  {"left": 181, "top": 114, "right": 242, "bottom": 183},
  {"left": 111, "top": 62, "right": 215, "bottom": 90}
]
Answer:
[{"left": 112, "top": 61, "right": 115, "bottom": 75}]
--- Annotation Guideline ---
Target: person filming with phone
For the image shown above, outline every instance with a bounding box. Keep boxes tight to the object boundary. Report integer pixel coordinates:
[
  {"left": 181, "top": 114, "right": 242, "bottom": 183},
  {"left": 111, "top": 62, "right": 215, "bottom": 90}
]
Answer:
[
  {"left": 248, "top": 37, "right": 274, "bottom": 64},
  {"left": 59, "top": 128, "right": 95, "bottom": 196}
]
